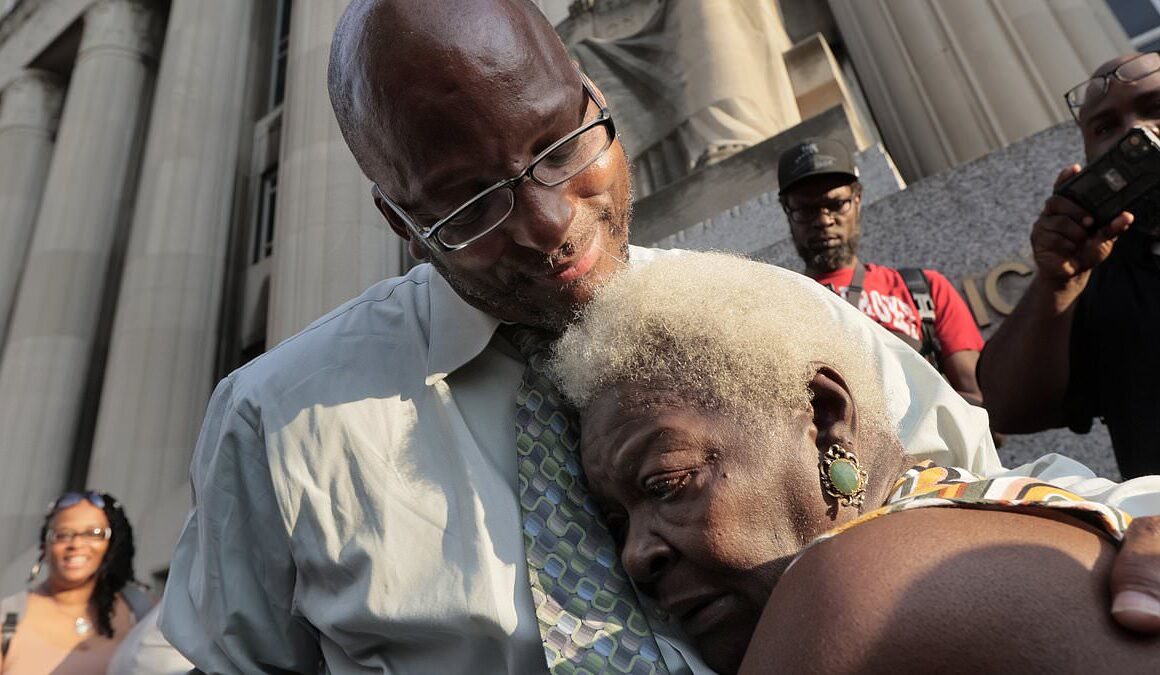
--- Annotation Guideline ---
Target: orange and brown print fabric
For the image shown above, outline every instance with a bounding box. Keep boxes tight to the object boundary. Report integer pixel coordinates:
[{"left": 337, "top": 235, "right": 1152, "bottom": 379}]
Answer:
[{"left": 802, "top": 461, "right": 1132, "bottom": 554}]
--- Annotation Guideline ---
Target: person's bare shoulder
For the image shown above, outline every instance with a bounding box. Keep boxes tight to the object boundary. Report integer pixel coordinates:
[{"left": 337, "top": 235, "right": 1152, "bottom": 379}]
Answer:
[{"left": 740, "top": 507, "right": 1159, "bottom": 674}]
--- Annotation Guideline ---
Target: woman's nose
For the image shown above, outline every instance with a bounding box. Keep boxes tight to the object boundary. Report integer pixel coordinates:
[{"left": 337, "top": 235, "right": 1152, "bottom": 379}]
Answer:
[
  {"left": 504, "top": 182, "right": 574, "bottom": 253},
  {"left": 620, "top": 522, "right": 675, "bottom": 585}
]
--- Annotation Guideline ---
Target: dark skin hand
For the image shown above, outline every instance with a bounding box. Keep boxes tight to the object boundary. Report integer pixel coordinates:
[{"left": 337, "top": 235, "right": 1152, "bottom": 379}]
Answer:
[
  {"left": 941, "top": 349, "right": 982, "bottom": 404},
  {"left": 1112, "top": 514, "right": 1160, "bottom": 632},
  {"left": 978, "top": 164, "right": 1132, "bottom": 435}
]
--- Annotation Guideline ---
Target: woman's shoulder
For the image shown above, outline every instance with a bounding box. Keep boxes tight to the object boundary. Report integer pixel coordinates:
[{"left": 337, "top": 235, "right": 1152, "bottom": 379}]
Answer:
[
  {"left": 741, "top": 507, "right": 1158, "bottom": 674},
  {"left": 0, "top": 590, "right": 27, "bottom": 611}
]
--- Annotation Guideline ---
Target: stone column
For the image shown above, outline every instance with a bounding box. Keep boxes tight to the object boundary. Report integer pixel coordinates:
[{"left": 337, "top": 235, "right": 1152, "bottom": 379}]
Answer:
[
  {"left": 828, "top": 0, "right": 1132, "bottom": 180},
  {"left": 0, "top": 0, "right": 161, "bottom": 564},
  {"left": 0, "top": 70, "right": 63, "bottom": 353},
  {"left": 84, "top": 0, "right": 263, "bottom": 576},
  {"left": 265, "top": 0, "right": 404, "bottom": 344}
]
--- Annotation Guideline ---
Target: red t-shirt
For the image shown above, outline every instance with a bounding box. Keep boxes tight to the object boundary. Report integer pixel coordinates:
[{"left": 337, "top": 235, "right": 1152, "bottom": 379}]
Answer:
[{"left": 814, "top": 264, "right": 984, "bottom": 361}]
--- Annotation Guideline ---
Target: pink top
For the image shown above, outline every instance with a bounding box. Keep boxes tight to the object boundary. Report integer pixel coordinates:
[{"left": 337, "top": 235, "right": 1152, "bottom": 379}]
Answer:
[{"left": 0, "top": 593, "right": 135, "bottom": 675}]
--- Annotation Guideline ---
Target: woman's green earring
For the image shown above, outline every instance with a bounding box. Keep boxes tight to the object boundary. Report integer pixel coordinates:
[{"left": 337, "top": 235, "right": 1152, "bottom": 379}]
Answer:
[
  {"left": 819, "top": 444, "right": 867, "bottom": 508},
  {"left": 27, "top": 559, "right": 41, "bottom": 583}
]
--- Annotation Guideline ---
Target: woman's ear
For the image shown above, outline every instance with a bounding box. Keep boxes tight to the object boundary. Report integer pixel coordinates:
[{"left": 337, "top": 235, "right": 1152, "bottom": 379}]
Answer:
[{"left": 807, "top": 364, "right": 857, "bottom": 452}]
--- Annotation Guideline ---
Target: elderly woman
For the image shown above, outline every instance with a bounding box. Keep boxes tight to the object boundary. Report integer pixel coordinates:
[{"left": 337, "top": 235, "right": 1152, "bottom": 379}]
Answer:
[
  {"left": 0, "top": 491, "right": 151, "bottom": 674},
  {"left": 551, "top": 252, "right": 1157, "bottom": 674}
]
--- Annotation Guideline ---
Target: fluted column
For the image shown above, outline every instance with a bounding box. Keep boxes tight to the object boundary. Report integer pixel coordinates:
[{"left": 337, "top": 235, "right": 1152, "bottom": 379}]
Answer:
[
  {"left": 84, "top": 0, "right": 262, "bottom": 576},
  {"left": 265, "top": 0, "right": 405, "bottom": 344},
  {"left": 0, "top": 0, "right": 161, "bottom": 564},
  {"left": 0, "top": 70, "right": 63, "bottom": 355},
  {"left": 829, "top": 0, "right": 1131, "bottom": 180}
]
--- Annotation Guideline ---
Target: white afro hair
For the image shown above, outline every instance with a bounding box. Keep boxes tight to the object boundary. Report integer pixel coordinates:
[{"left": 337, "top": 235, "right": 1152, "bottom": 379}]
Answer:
[{"left": 550, "top": 251, "right": 891, "bottom": 436}]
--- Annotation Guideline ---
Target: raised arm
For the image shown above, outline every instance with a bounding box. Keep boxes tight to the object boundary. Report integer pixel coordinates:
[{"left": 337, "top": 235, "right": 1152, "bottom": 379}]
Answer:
[
  {"left": 160, "top": 376, "right": 321, "bottom": 673},
  {"left": 979, "top": 165, "right": 1131, "bottom": 432}
]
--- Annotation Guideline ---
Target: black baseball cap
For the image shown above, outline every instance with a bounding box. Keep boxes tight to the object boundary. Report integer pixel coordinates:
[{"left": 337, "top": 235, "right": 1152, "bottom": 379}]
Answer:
[{"left": 777, "top": 138, "right": 859, "bottom": 195}]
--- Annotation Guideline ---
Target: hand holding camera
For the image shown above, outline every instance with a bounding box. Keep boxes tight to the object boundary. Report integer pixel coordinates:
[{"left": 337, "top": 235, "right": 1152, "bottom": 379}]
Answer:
[
  {"left": 1031, "top": 127, "right": 1160, "bottom": 288},
  {"left": 1033, "top": 165, "right": 1132, "bottom": 288}
]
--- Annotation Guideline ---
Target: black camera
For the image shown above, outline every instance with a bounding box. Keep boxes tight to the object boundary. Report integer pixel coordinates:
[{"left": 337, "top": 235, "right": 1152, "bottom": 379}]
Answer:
[{"left": 1055, "top": 127, "right": 1160, "bottom": 237}]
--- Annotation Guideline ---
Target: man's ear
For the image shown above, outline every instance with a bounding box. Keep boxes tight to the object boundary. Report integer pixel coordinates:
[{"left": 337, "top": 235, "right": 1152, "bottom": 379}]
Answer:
[
  {"left": 807, "top": 364, "right": 857, "bottom": 452},
  {"left": 372, "top": 184, "right": 429, "bottom": 261}
]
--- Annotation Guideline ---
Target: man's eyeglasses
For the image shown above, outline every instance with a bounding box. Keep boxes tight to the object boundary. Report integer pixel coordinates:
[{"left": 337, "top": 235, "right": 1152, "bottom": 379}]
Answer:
[
  {"left": 45, "top": 527, "right": 112, "bottom": 545},
  {"left": 376, "top": 74, "right": 616, "bottom": 253},
  {"left": 1065, "top": 52, "right": 1160, "bottom": 121},
  {"left": 784, "top": 197, "right": 855, "bottom": 224}
]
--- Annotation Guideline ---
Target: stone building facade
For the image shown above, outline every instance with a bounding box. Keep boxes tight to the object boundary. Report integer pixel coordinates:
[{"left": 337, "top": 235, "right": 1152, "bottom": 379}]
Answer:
[
  {"left": 0, "top": 0, "right": 1141, "bottom": 586},
  {"left": 0, "top": 0, "right": 408, "bottom": 586}
]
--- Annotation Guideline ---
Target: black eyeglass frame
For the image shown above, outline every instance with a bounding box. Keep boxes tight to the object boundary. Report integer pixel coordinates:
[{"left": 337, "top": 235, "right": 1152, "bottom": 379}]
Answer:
[
  {"left": 375, "top": 73, "right": 616, "bottom": 253},
  {"left": 782, "top": 197, "right": 856, "bottom": 225},
  {"left": 45, "top": 526, "right": 113, "bottom": 545},
  {"left": 1064, "top": 52, "right": 1160, "bottom": 122}
]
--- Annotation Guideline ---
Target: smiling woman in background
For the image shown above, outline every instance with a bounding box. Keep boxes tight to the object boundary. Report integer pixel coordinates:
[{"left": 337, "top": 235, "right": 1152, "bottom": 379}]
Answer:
[
  {"left": 0, "top": 491, "right": 151, "bottom": 674},
  {"left": 551, "top": 251, "right": 1159, "bottom": 674}
]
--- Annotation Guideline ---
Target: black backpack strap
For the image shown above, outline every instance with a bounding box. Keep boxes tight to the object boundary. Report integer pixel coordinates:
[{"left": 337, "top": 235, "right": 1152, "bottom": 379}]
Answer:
[
  {"left": 1, "top": 591, "right": 27, "bottom": 658},
  {"left": 845, "top": 263, "right": 866, "bottom": 309},
  {"left": 898, "top": 267, "right": 942, "bottom": 364},
  {"left": 2, "top": 612, "right": 16, "bottom": 658}
]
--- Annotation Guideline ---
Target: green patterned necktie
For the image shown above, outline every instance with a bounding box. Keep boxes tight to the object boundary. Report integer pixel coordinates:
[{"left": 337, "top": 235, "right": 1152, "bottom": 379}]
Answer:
[{"left": 502, "top": 324, "right": 669, "bottom": 675}]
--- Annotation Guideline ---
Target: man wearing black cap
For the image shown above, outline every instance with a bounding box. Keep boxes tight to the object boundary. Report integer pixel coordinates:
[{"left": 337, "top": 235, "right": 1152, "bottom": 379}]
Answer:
[{"left": 778, "top": 138, "right": 986, "bottom": 403}]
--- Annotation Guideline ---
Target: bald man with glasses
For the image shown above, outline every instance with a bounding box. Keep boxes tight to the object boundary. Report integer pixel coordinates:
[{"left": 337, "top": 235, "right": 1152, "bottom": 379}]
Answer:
[
  {"left": 161, "top": 7, "right": 1160, "bottom": 672},
  {"left": 981, "top": 52, "right": 1160, "bottom": 481}
]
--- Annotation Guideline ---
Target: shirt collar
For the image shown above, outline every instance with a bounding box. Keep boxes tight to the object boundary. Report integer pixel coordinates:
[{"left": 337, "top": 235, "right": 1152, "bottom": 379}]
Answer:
[
  {"left": 424, "top": 245, "right": 672, "bottom": 385},
  {"left": 425, "top": 269, "right": 501, "bottom": 386}
]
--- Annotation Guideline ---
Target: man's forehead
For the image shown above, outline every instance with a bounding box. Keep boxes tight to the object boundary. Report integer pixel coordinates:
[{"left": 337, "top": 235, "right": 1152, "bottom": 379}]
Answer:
[
  {"left": 786, "top": 177, "right": 856, "bottom": 202},
  {"left": 1092, "top": 53, "right": 1142, "bottom": 78},
  {"left": 379, "top": 71, "right": 582, "bottom": 204},
  {"left": 338, "top": 0, "right": 581, "bottom": 192},
  {"left": 1078, "top": 56, "right": 1160, "bottom": 123}
]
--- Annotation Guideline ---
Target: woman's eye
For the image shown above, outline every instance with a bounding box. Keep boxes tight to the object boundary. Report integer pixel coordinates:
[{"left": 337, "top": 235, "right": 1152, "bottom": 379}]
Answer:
[{"left": 644, "top": 472, "right": 694, "bottom": 502}]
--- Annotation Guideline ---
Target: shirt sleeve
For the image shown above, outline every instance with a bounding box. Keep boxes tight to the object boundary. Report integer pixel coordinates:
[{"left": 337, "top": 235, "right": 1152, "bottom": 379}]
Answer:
[
  {"left": 159, "top": 375, "right": 322, "bottom": 673},
  {"left": 107, "top": 606, "right": 193, "bottom": 675},
  {"left": 991, "top": 452, "right": 1160, "bottom": 517},
  {"left": 924, "top": 270, "right": 984, "bottom": 358}
]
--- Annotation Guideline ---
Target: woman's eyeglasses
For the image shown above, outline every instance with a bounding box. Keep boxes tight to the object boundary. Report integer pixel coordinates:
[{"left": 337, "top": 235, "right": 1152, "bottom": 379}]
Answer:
[
  {"left": 45, "top": 527, "right": 112, "bottom": 544},
  {"left": 50, "top": 491, "right": 107, "bottom": 512}
]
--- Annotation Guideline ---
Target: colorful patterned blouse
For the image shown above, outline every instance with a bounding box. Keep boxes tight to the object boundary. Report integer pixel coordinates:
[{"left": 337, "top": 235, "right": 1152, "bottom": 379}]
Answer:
[{"left": 803, "top": 461, "right": 1133, "bottom": 554}]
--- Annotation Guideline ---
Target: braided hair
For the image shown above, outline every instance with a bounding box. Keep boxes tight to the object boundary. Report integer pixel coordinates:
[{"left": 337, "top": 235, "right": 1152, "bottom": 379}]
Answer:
[{"left": 36, "top": 492, "right": 138, "bottom": 638}]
